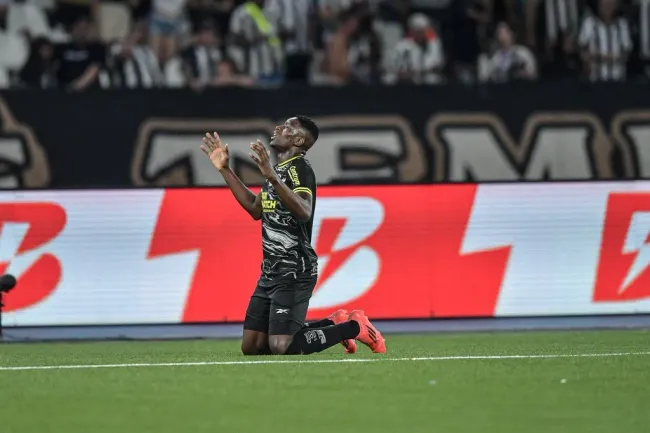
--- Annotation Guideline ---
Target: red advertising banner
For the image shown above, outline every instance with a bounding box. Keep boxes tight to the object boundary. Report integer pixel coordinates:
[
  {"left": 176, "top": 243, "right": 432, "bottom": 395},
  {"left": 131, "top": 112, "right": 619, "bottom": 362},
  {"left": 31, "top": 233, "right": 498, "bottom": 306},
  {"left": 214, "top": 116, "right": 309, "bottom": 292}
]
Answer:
[
  {"left": 3, "top": 182, "right": 650, "bottom": 327},
  {"left": 153, "top": 185, "right": 506, "bottom": 323}
]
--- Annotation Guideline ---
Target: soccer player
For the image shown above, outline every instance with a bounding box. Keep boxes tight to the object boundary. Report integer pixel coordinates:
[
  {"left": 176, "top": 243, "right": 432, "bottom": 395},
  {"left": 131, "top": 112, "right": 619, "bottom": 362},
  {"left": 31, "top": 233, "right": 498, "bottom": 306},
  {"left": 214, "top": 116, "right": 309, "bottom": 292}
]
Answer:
[{"left": 201, "top": 116, "right": 386, "bottom": 355}]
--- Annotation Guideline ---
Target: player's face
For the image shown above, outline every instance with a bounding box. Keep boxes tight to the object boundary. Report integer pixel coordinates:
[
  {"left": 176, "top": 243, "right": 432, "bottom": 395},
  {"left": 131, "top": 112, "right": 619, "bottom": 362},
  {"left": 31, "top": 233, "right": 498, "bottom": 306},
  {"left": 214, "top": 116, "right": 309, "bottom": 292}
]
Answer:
[{"left": 270, "top": 117, "right": 304, "bottom": 151}]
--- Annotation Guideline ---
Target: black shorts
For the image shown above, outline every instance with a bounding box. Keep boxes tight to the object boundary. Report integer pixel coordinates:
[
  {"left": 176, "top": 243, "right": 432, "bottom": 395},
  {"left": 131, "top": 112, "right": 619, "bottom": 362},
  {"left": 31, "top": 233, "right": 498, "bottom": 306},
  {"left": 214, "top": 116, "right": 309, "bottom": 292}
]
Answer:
[{"left": 243, "top": 276, "right": 317, "bottom": 336}]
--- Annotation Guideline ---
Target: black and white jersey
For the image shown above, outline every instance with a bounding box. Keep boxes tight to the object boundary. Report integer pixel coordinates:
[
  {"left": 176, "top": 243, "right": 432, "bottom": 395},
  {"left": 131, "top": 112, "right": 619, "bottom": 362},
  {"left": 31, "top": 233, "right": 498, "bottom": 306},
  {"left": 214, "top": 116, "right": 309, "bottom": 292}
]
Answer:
[
  {"left": 267, "top": 0, "right": 315, "bottom": 55},
  {"left": 578, "top": 14, "right": 632, "bottom": 81},
  {"left": 181, "top": 45, "right": 222, "bottom": 84},
  {"left": 110, "top": 45, "right": 164, "bottom": 89},
  {"left": 390, "top": 37, "right": 445, "bottom": 84},
  {"left": 228, "top": 4, "right": 283, "bottom": 78},
  {"left": 635, "top": 0, "right": 650, "bottom": 61},
  {"left": 258, "top": 155, "right": 318, "bottom": 286},
  {"left": 540, "top": 0, "right": 582, "bottom": 44}
]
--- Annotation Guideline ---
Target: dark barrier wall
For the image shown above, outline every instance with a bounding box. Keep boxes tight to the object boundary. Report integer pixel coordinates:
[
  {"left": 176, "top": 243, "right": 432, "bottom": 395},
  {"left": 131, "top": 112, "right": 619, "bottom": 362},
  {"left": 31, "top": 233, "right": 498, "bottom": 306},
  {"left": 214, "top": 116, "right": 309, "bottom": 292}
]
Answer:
[{"left": 1, "top": 84, "right": 649, "bottom": 189}]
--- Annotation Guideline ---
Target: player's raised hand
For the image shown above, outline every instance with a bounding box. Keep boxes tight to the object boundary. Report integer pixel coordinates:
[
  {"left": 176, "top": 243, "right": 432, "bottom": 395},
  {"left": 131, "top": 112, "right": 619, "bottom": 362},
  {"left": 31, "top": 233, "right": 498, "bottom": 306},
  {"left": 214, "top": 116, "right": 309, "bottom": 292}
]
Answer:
[
  {"left": 249, "top": 139, "right": 275, "bottom": 180},
  {"left": 201, "top": 132, "right": 230, "bottom": 171}
]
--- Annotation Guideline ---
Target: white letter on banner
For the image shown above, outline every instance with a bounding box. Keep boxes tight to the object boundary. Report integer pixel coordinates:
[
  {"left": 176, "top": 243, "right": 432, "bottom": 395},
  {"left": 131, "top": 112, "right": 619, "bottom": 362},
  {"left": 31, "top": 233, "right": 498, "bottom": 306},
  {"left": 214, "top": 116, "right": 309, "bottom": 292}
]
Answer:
[
  {"left": 309, "top": 197, "right": 384, "bottom": 309},
  {"left": 440, "top": 125, "right": 592, "bottom": 181}
]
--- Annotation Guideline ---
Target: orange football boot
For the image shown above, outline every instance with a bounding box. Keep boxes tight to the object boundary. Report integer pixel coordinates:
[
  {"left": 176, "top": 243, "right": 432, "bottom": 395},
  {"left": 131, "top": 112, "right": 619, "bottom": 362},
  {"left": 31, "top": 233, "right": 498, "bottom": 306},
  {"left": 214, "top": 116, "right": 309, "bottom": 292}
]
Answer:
[
  {"left": 348, "top": 310, "right": 386, "bottom": 354},
  {"left": 328, "top": 309, "right": 357, "bottom": 354}
]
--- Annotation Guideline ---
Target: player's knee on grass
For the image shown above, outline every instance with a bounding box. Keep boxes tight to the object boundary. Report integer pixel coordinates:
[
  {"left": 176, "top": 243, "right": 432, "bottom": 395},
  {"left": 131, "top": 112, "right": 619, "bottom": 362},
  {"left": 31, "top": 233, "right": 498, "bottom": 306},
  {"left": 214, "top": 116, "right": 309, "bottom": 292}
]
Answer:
[
  {"left": 268, "top": 335, "right": 293, "bottom": 355},
  {"left": 241, "top": 341, "right": 259, "bottom": 356},
  {"left": 241, "top": 330, "right": 270, "bottom": 355}
]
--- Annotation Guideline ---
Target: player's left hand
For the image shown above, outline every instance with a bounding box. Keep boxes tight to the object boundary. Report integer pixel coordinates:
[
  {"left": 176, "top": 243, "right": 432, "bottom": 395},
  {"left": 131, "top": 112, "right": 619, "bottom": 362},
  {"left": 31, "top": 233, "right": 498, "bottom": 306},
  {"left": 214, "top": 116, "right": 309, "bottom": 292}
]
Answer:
[{"left": 250, "top": 140, "right": 275, "bottom": 180}]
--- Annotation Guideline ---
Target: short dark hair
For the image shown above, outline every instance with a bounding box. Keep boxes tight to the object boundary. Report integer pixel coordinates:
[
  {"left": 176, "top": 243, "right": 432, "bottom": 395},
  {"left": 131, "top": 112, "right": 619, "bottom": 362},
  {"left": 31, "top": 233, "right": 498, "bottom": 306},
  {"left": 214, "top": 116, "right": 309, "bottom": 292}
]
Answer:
[{"left": 295, "top": 115, "right": 319, "bottom": 145}]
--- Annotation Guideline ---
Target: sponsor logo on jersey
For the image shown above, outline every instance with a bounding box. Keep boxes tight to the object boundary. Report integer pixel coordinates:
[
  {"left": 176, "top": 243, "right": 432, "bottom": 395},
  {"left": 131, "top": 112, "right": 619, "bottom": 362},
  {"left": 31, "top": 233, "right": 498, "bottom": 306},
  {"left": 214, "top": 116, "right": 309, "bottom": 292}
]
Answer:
[
  {"left": 261, "top": 191, "right": 277, "bottom": 212},
  {"left": 288, "top": 166, "right": 300, "bottom": 186}
]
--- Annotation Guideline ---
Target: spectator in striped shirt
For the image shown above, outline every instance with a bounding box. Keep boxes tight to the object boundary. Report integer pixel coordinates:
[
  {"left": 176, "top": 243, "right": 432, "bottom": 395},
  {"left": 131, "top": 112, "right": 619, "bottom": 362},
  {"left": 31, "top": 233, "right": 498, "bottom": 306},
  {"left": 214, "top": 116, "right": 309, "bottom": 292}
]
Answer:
[
  {"left": 525, "top": 0, "right": 584, "bottom": 78},
  {"left": 109, "top": 22, "right": 164, "bottom": 89},
  {"left": 578, "top": 0, "right": 632, "bottom": 81},
  {"left": 385, "top": 13, "right": 445, "bottom": 85},
  {"left": 227, "top": 0, "right": 284, "bottom": 86},
  {"left": 526, "top": 0, "right": 583, "bottom": 52},
  {"left": 181, "top": 19, "right": 222, "bottom": 91},
  {"left": 267, "top": 0, "right": 317, "bottom": 83}
]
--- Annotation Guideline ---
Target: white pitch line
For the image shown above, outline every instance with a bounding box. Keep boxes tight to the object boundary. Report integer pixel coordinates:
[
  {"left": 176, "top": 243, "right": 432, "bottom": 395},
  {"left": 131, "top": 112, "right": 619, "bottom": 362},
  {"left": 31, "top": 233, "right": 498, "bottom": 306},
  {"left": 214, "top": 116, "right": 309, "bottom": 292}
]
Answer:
[{"left": 1, "top": 352, "right": 649, "bottom": 371}]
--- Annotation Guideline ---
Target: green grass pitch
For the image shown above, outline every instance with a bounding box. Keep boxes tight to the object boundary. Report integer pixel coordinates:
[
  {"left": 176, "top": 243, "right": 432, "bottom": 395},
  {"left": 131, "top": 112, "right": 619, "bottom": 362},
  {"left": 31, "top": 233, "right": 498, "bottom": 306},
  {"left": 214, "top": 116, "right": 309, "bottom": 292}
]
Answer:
[{"left": 1, "top": 330, "right": 649, "bottom": 433}]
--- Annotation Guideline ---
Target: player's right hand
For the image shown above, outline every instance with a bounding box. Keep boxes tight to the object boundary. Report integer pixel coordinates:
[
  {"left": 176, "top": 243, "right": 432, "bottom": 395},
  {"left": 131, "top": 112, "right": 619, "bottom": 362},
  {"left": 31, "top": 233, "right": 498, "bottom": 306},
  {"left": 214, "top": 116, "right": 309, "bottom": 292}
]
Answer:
[{"left": 201, "top": 132, "right": 230, "bottom": 171}]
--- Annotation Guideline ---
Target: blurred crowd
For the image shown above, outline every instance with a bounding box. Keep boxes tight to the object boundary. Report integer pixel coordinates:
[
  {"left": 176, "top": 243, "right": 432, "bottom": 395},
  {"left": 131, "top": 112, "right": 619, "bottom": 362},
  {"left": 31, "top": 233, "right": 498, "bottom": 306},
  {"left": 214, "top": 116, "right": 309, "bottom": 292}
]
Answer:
[{"left": 0, "top": 0, "right": 649, "bottom": 90}]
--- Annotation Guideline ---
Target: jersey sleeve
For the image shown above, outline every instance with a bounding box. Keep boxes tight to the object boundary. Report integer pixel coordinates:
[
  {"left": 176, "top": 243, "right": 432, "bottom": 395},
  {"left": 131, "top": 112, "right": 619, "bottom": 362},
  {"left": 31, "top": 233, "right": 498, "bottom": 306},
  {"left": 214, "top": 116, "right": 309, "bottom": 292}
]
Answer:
[{"left": 288, "top": 160, "right": 316, "bottom": 197}]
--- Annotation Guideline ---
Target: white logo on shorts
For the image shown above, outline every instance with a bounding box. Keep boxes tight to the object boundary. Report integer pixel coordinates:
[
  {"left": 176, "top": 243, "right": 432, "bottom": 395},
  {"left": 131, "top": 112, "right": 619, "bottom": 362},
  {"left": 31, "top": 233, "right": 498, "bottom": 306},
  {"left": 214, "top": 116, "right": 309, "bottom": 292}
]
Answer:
[{"left": 275, "top": 309, "right": 289, "bottom": 314}]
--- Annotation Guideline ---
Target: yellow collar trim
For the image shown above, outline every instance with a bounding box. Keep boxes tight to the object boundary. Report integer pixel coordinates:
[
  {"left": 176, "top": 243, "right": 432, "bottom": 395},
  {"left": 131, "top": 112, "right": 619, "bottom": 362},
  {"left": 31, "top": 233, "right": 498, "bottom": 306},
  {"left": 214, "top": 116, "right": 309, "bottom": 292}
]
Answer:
[{"left": 277, "top": 155, "right": 304, "bottom": 167}]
